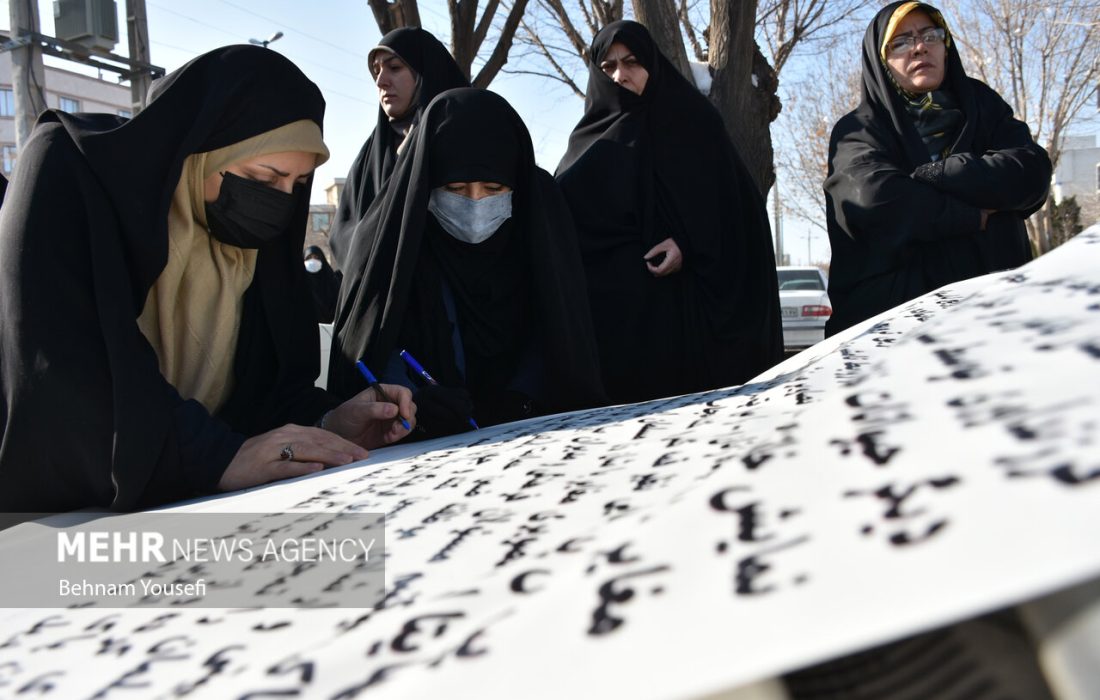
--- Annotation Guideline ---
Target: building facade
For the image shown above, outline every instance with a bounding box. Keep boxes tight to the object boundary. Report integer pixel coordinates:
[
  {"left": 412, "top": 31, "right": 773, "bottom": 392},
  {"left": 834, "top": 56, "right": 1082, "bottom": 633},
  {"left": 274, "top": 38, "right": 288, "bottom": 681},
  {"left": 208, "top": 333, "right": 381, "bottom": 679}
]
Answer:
[
  {"left": 1053, "top": 134, "right": 1100, "bottom": 227},
  {"left": 0, "top": 35, "right": 133, "bottom": 177},
  {"left": 304, "top": 178, "right": 345, "bottom": 266}
]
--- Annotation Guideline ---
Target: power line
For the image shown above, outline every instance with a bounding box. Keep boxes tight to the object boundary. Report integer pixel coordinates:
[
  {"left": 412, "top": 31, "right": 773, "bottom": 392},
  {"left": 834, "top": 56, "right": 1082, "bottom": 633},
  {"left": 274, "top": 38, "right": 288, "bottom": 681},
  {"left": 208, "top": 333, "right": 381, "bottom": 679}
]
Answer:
[
  {"left": 214, "top": 0, "right": 371, "bottom": 60},
  {"left": 145, "top": 4, "right": 372, "bottom": 97}
]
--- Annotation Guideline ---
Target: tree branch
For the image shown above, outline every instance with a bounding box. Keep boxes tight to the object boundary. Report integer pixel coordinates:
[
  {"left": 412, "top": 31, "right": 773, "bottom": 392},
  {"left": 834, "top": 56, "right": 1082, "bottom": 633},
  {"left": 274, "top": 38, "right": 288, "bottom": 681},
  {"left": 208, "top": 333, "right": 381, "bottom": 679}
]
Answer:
[
  {"left": 473, "top": 0, "right": 533, "bottom": 87},
  {"left": 473, "top": 0, "right": 502, "bottom": 52}
]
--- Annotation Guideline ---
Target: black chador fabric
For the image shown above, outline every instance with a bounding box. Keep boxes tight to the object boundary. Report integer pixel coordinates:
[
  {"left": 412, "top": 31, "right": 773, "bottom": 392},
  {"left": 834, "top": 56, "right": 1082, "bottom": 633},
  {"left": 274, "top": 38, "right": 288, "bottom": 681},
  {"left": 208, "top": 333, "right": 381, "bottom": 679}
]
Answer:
[
  {"left": 556, "top": 20, "right": 782, "bottom": 404},
  {"left": 328, "top": 88, "right": 605, "bottom": 418},
  {"left": 329, "top": 28, "right": 468, "bottom": 270},
  {"left": 0, "top": 46, "right": 337, "bottom": 512},
  {"left": 824, "top": 1, "right": 1051, "bottom": 335}
]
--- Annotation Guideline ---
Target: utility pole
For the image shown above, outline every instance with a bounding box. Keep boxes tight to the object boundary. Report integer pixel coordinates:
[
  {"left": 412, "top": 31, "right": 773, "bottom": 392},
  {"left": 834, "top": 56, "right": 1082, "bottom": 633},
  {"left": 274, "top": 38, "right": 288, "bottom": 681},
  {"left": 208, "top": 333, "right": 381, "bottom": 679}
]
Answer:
[
  {"left": 772, "top": 174, "right": 785, "bottom": 266},
  {"left": 126, "top": 0, "right": 152, "bottom": 113},
  {"left": 9, "top": 0, "right": 48, "bottom": 149}
]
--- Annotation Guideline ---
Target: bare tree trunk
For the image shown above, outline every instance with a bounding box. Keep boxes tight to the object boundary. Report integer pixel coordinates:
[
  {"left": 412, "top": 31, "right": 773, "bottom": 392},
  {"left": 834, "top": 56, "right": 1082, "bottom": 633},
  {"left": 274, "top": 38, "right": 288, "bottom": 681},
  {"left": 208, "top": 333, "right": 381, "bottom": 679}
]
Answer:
[
  {"left": 368, "top": 0, "right": 422, "bottom": 34},
  {"left": 632, "top": 0, "right": 695, "bottom": 84},
  {"left": 709, "top": 0, "right": 781, "bottom": 196}
]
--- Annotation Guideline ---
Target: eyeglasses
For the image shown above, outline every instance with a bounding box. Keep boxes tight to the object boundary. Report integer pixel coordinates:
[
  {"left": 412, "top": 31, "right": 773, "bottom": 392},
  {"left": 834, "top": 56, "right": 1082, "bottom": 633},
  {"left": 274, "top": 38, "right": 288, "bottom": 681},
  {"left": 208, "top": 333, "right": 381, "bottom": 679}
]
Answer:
[{"left": 886, "top": 27, "right": 947, "bottom": 56}]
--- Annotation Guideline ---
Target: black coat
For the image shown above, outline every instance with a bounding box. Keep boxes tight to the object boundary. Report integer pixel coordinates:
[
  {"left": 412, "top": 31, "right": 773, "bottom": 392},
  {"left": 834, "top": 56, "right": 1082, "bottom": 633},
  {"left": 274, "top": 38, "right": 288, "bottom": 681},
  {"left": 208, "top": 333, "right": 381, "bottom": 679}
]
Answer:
[
  {"left": 824, "top": 1, "right": 1051, "bottom": 335},
  {"left": 0, "top": 46, "right": 338, "bottom": 512},
  {"left": 329, "top": 28, "right": 468, "bottom": 272},
  {"left": 556, "top": 21, "right": 783, "bottom": 403},
  {"left": 328, "top": 88, "right": 605, "bottom": 421}
]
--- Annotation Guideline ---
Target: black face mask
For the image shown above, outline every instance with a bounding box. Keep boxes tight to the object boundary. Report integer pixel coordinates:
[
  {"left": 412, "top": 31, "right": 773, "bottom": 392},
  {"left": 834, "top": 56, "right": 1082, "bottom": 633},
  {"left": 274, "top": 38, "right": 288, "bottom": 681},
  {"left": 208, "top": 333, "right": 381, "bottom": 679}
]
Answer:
[{"left": 204, "top": 171, "right": 301, "bottom": 248}]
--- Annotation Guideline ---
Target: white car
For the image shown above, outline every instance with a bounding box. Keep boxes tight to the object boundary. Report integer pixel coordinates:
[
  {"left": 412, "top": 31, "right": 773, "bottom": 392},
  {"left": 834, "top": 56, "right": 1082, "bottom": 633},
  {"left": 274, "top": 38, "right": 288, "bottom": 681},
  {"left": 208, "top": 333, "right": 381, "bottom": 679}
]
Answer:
[{"left": 776, "top": 266, "right": 831, "bottom": 350}]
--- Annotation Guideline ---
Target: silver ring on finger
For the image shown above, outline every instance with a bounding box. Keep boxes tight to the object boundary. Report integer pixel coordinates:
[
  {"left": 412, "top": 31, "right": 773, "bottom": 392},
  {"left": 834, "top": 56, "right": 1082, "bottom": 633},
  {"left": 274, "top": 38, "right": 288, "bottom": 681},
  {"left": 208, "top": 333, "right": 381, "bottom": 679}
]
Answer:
[{"left": 279, "top": 443, "right": 295, "bottom": 461}]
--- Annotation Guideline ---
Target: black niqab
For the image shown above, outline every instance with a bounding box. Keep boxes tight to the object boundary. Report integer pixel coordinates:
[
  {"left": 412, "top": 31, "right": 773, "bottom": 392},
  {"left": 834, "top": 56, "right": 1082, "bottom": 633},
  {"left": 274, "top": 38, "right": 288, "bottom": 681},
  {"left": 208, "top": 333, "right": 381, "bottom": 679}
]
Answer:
[
  {"left": 556, "top": 20, "right": 782, "bottom": 403},
  {"left": 328, "top": 88, "right": 604, "bottom": 417},
  {"left": 0, "top": 46, "right": 337, "bottom": 512},
  {"left": 329, "top": 28, "right": 468, "bottom": 270},
  {"left": 825, "top": 2, "right": 1051, "bottom": 334}
]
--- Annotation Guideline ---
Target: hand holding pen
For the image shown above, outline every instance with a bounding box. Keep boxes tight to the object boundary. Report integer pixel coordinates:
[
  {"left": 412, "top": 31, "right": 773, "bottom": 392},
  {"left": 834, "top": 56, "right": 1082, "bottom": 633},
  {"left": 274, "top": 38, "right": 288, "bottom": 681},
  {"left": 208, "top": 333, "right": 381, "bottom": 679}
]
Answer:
[
  {"left": 315, "top": 371, "right": 415, "bottom": 451},
  {"left": 400, "top": 349, "right": 480, "bottom": 431},
  {"left": 356, "top": 361, "right": 412, "bottom": 431}
]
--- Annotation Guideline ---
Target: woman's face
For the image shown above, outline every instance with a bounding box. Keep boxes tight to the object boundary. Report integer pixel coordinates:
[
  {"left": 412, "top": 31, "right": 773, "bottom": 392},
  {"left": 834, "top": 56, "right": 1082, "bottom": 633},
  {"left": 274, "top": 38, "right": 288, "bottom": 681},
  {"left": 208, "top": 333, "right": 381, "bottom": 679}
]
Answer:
[
  {"left": 599, "top": 41, "right": 649, "bottom": 95},
  {"left": 442, "top": 181, "right": 512, "bottom": 200},
  {"left": 884, "top": 10, "right": 946, "bottom": 94},
  {"left": 372, "top": 51, "right": 417, "bottom": 120},
  {"left": 203, "top": 150, "right": 317, "bottom": 202}
]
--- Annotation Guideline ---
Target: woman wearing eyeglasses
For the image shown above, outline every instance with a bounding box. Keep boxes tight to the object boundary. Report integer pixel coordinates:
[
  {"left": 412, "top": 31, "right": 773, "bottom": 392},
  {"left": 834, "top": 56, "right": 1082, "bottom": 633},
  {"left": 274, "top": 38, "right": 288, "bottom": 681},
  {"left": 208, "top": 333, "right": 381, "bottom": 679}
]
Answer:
[{"left": 824, "top": 1, "right": 1051, "bottom": 335}]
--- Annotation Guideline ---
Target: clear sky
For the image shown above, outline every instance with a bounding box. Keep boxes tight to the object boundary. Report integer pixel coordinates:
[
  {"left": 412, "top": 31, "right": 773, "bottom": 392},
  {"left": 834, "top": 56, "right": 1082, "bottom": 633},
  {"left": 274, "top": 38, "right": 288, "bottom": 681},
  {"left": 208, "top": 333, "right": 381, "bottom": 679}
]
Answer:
[{"left": 2, "top": 0, "right": 832, "bottom": 264}]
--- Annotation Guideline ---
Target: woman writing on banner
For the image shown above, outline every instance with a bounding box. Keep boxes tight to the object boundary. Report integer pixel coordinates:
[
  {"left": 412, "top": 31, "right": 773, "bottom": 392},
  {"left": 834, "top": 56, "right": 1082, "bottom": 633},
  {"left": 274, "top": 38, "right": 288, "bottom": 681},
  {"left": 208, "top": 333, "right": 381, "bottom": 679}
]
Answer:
[
  {"left": 0, "top": 46, "right": 414, "bottom": 513},
  {"left": 328, "top": 27, "right": 468, "bottom": 273},
  {"left": 824, "top": 1, "right": 1051, "bottom": 335},
  {"left": 329, "top": 88, "right": 604, "bottom": 437},
  {"left": 556, "top": 21, "right": 782, "bottom": 404}
]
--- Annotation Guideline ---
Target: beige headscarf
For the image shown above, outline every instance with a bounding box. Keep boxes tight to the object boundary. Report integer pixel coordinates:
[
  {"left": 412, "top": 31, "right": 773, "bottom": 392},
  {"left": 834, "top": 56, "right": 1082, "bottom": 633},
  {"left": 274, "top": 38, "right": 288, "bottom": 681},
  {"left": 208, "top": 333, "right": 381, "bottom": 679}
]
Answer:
[{"left": 138, "top": 119, "right": 329, "bottom": 413}]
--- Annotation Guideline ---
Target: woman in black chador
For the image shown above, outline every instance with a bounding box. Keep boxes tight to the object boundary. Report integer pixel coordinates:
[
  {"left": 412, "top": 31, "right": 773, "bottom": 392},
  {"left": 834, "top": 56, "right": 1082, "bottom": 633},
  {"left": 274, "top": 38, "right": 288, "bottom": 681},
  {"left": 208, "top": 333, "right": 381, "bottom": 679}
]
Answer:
[
  {"left": 303, "top": 245, "right": 340, "bottom": 323},
  {"left": 824, "top": 1, "right": 1051, "bottom": 335},
  {"left": 0, "top": 46, "right": 414, "bottom": 513},
  {"left": 329, "top": 27, "right": 468, "bottom": 271},
  {"left": 556, "top": 20, "right": 782, "bottom": 404},
  {"left": 329, "top": 88, "right": 605, "bottom": 437}
]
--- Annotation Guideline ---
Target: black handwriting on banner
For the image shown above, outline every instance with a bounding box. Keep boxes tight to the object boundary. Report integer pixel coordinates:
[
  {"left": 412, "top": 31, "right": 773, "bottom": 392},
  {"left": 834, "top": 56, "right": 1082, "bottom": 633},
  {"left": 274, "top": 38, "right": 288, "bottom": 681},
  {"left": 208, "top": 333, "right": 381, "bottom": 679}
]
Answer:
[
  {"left": 710, "top": 487, "right": 811, "bottom": 595},
  {"left": 588, "top": 566, "right": 670, "bottom": 636},
  {"left": 845, "top": 477, "right": 961, "bottom": 546}
]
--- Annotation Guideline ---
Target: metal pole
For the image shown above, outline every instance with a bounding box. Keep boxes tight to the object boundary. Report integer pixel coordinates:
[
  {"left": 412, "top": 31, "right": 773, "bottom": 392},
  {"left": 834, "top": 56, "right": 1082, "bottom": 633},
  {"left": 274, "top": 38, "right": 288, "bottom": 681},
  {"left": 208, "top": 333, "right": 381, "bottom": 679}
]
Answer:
[
  {"left": 126, "top": 0, "right": 153, "bottom": 113},
  {"left": 772, "top": 177, "right": 784, "bottom": 265},
  {"left": 9, "top": 0, "right": 47, "bottom": 149}
]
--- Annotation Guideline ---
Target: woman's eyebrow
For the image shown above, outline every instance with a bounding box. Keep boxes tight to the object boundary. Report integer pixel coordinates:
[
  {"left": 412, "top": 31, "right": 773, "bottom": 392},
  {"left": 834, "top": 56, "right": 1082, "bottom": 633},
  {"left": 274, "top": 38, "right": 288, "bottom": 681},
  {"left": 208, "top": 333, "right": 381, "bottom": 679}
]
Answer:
[
  {"left": 257, "top": 164, "right": 290, "bottom": 177},
  {"left": 896, "top": 25, "right": 939, "bottom": 37}
]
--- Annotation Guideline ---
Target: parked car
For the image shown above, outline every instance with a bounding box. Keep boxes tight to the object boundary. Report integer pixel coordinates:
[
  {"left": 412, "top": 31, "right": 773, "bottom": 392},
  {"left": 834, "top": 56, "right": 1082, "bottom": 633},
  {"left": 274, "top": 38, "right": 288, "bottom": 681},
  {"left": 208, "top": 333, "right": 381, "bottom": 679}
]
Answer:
[{"left": 776, "top": 266, "right": 831, "bottom": 351}]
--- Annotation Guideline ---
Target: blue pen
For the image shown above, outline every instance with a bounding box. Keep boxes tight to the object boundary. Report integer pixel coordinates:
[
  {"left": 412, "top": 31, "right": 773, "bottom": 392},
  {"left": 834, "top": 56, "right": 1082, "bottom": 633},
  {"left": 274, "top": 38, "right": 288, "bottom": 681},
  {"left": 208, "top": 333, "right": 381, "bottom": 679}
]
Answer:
[
  {"left": 356, "top": 360, "right": 412, "bottom": 431},
  {"left": 399, "top": 349, "right": 480, "bottom": 430}
]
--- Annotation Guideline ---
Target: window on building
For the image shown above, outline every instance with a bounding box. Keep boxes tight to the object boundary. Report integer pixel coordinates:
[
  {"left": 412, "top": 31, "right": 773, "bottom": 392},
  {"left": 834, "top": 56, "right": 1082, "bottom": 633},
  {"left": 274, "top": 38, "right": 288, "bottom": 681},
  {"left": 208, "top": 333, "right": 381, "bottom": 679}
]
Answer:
[
  {"left": 59, "top": 96, "right": 81, "bottom": 113},
  {"left": 2, "top": 145, "right": 17, "bottom": 176},
  {"left": 117, "top": 109, "right": 132, "bottom": 118},
  {"left": 1096, "top": 163, "right": 1099, "bottom": 194},
  {"left": 311, "top": 212, "right": 331, "bottom": 233},
  {"left": 0, "top": 89, "right": 15, "bottom": 117}
]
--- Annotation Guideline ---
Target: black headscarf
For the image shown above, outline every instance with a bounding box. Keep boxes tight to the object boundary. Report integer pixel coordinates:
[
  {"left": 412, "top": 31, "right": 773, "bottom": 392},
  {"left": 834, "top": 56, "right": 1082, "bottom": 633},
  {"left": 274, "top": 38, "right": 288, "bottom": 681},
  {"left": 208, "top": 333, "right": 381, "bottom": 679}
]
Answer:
[
  {"left": 556, "top": 20, "right": 782, "bottom": 402},
  {"left": 329, "top": 28, "right": 468, "bottom": 270},
  {"left": 825, "top": 2, "right": 1051, "bottom": 335},
  {"left": 328, "top": 88, "right": 604, "bottom": 416},
  {"left": 0, "top": 46, "right": 337, "bottom": 512}
]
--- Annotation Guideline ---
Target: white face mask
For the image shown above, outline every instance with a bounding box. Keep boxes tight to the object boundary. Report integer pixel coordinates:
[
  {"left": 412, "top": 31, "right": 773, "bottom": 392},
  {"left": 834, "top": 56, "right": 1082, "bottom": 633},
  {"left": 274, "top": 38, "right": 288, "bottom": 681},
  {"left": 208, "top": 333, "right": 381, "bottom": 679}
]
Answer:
[
  {"left": 428, "top": 188, "right": 513, "bottom": 245},
  {"left": 304, "top": 258, "right": 323, "bottom": 273}
]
